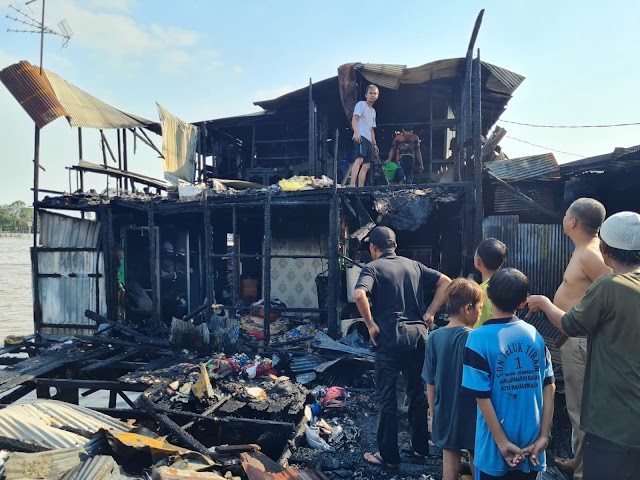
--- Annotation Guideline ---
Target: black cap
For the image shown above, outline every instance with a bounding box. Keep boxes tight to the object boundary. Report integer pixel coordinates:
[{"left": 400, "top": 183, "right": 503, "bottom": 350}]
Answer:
[{"left": 365, "top": 226, "right": 397, "bottom": 249}]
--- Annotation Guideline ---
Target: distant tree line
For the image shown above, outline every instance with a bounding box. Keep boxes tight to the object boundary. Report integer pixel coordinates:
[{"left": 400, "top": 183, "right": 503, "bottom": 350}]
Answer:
[{"left": 0, "top": 201, "right": 33, "bottom": 233}]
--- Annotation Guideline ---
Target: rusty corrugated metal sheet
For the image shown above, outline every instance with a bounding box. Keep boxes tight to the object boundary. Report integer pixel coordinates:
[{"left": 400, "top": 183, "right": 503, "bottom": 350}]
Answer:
[
  {"left": 484, "top": 216, "right": 572, "bottom": 378},
  {"left": 0, "top": 60, "right": 153, "bottom": 129},
  {"left": 0, "top": 400, "right": 131, "bottom": 450},
  {"left": 358, "top": 63, "right": 406, "bottom": 89},
  {"left": 36, "top": 250, "right": 106, "bottom": 328},
  {"left": 40, "top": 211, "right": 101, "bottom": 249},
  {"left": 0, "top": 60, "right": 69, "bottom": 128},
  {"left": 45, "top": 68, "right": 152, "bottom": 129},
  {"left": 486, "top": 153, "right": 559, "bottom": 182},
  {"left": 493, "top": 185, "right": 556, "bottom": 215}
]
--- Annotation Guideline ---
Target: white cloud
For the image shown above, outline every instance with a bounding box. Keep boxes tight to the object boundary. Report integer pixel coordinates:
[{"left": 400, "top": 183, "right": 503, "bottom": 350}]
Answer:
[
  {"left": 52, "top": 0, "right": 215, "bottom": 73},
  {"left": 86, "top": 0, "right": 136, "bottom": 12},
  {"left": 232, "top": 65, "right": 244, "bottom": 75}
]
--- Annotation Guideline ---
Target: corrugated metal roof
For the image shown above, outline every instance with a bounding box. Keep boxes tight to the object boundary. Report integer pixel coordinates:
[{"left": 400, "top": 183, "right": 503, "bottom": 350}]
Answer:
[
  {"left": 253, "top": 58, "right": 524, "bottom": 108},
  {"left": 486, "top": 153, "right": 559, "bottom": 181},
  {"left": 560, "top": 144, "right": 640, "bottom": 175},
  {"left": 0, "top": 60, "right": 153, "bottom": 129},
  {"left": 483, "top": 62, "right": 526, "bottom": 93},
  {"left": 493, "top": 185, "right": 556, "bottom": 216},
  {"left": 0, "top": 400, "right": 131, "bottom": 450},
  {"left": 0, "top": 60, "right": 69, "bottom": 128},
  {"left": 45, "top": 69, "right": 152, "bottom": 129},
  {"left": 40, "top": 211, "right": 101, "bottom": 248},
  {"left": 37, "top": 250, "right": 107, "bottom": 328},
  {"left": 358, "top": 63, "right": 406, "bottom": 89}
]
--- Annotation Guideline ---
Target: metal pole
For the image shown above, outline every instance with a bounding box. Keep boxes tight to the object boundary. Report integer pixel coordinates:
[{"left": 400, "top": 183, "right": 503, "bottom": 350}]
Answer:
[
  {"left": 32, "top": 0, "right": 47, "bottom": 332},
  {"left": 39, "top": 0, "right": 45, "bottom": 74},
  {"left": 428, "top": 93, "right": 433, "bottom": 180}
]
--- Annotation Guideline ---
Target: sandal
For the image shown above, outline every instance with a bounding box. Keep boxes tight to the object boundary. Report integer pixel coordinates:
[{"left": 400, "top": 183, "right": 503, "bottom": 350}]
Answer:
[
  {"left": 364, "top": 452, "right": 399, "bottom": 470},
  {"left": 555, "top": 457, "right": 576, "bottom": 473}
]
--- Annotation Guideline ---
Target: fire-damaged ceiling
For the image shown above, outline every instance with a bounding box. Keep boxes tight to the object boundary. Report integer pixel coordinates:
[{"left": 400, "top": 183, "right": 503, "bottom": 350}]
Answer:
[{"left": 372, "top": 187, "right": 462, "bottom": 231}]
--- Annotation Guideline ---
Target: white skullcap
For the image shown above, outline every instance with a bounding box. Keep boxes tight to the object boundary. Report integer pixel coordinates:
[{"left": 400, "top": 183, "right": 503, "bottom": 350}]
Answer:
[{"left": 600, "top": 211, "right": 640, "bottom": 251}]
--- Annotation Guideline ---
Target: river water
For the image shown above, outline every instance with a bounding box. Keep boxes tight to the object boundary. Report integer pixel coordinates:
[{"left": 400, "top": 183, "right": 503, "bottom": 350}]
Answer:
[
  {"left": 0, "top": 236, "right": 34, "bottom": 338},
  {"left": 0, "top": 236, "right": 131, "bottom": 406}
]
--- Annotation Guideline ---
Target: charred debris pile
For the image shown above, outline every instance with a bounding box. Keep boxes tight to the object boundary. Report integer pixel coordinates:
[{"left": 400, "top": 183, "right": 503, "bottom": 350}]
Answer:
[{"left": 0, "top": 305, "right": 572, "bottom": 480}]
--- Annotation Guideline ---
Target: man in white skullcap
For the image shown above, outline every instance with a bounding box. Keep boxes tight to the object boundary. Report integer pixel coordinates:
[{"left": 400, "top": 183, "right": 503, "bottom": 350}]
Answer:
[{"left": 528, "top": 211, "right": 640, "bottom": 480}]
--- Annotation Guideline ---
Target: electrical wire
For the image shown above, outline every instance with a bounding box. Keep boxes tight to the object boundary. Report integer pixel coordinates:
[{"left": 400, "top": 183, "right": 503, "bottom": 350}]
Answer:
[
  {"left": 504, "top": 136, "right": 584, "bottom": 157},
  {"left": 501, "top": 119, "right": 640, "bottom": 129}
]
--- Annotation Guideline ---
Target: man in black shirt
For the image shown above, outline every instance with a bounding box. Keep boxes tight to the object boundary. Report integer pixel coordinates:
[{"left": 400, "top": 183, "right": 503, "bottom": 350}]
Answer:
[{"left": 355, "top": 226, "right": 451, "bottom": 469}]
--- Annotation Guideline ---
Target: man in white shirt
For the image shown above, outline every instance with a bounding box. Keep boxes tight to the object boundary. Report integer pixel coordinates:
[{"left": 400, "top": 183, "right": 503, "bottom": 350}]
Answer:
[{"left": 350, "top": 84, "right": 379, "bottom": 187}]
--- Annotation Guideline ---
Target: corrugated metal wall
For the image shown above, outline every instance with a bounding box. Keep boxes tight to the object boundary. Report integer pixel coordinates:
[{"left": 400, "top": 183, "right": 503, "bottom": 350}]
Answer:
[
  {"left": 36, "top": 212, "right": 105, "bottom": 335},
  {"left": 37, "top": 251, "right": 106, "bottom": 334},
  {"left": 40, "top": 212, "right": 100, "bottom": 248},
  {"left": 483, "top": 215, "right": 573, "bottom": 381},
  {"left": 484, "top": 215, "right": 572, "bottom": 301}
]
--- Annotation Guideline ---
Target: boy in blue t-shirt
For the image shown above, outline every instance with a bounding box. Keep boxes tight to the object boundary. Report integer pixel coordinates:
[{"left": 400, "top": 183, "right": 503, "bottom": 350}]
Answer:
[{"left": 462, "top": 268, "right": 555, "bottom": 479}]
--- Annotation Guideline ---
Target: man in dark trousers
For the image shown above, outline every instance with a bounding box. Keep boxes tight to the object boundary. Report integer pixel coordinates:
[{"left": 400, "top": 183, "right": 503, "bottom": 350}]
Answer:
[{"left": 355, "top": 226, "right": 451, "bottom": 469}]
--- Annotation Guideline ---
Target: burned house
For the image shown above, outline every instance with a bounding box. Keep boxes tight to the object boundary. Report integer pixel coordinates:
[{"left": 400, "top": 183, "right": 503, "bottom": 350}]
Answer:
[{"left": 0, "top": 45, "right": 528, "bottom": 342}]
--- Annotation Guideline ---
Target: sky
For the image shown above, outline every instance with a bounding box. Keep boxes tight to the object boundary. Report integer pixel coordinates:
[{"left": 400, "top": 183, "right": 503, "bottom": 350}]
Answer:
[{"left": 1, "top": 0, "right": 639, "bottom": 204}]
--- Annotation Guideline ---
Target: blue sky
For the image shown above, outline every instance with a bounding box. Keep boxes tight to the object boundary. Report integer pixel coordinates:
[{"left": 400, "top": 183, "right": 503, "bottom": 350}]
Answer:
[{"left": 1, "top": 0, "right": 639, "bottom": 204}]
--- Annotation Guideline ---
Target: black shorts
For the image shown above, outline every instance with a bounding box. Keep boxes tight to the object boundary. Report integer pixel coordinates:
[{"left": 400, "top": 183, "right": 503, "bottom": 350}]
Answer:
[{"left": 353, "top": 137, "right": 375, "bottom": 164}]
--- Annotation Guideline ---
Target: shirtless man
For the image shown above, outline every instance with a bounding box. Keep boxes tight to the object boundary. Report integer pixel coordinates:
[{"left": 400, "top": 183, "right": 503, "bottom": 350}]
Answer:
[{"left": 528, "top": 198, "right": 612, "bottom": 480}]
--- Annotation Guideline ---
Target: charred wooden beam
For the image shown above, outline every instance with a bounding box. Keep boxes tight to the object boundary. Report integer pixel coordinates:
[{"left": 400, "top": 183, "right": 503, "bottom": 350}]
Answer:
[
  {"left": 135, "top": 394, "right": 215, "bottom": 459},
  {"left": 79, "top": 349, "right": 140, "bottom": 374},
  {"left": 33, "top": 379, "right": 148, "bottom": 392}
]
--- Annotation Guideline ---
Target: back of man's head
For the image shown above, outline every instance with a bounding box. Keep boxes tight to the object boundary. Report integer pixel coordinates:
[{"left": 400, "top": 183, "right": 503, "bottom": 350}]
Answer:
[
  {"left": 367, "top": 226, "right": 397, "bottom": 251},
  {"left": 475, "top": 238, "right": 508, "bottom": 272},
  {"left": 569, "top": 198, "right": 606, "bottom": 235},
  {"left": 599, "top": 211, "right": 640, "bottom": 267},
  {"left": 487, "top": 268, "right": 530, "bottom": 313}
]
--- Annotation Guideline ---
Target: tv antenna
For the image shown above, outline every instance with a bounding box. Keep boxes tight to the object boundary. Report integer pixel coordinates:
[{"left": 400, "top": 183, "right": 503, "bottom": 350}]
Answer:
[{"left": 6, "top": 1, "right": 73, "bottom": 51}]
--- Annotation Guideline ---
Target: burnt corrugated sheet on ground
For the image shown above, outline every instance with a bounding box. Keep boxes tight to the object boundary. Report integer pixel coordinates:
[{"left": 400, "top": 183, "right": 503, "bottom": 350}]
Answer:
[
  {"left": 59, "top": 455, "right": 131, "bottom": 480},
  {"left": 3, "top": 447, "right": 87, "bottom": 480},
  {"left": 0, "top": 400, "right": 131, "bottom": 450}
]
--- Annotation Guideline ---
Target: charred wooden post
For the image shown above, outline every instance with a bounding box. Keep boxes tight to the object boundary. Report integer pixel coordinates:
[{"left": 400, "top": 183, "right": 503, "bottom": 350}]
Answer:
[
  {"left": 263, "top": 191, "right": 272, "bottom": 345},
  {"left": 148, "top": 204, "right": 159, "bottom": 328},
  {"left": 328, "top": 186, "right": 340, "bottom": 339},
  {"left": 232, "top": 206, "right": 239, "bottom": 306},
  {"left": 117, "top": 129, "right": 123, "bottom": 190},
  {"left": 204, "top": 199, "right": 215, "bottom": 309},
  {"left": 472, "top": 52, "right": 483, "bottom": 249},
  {"left": 308, "top": 79, "right": 315, "bottom": 177},
  {"left": 427, "top": 94, "right": 433, "bottom": 180}
]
